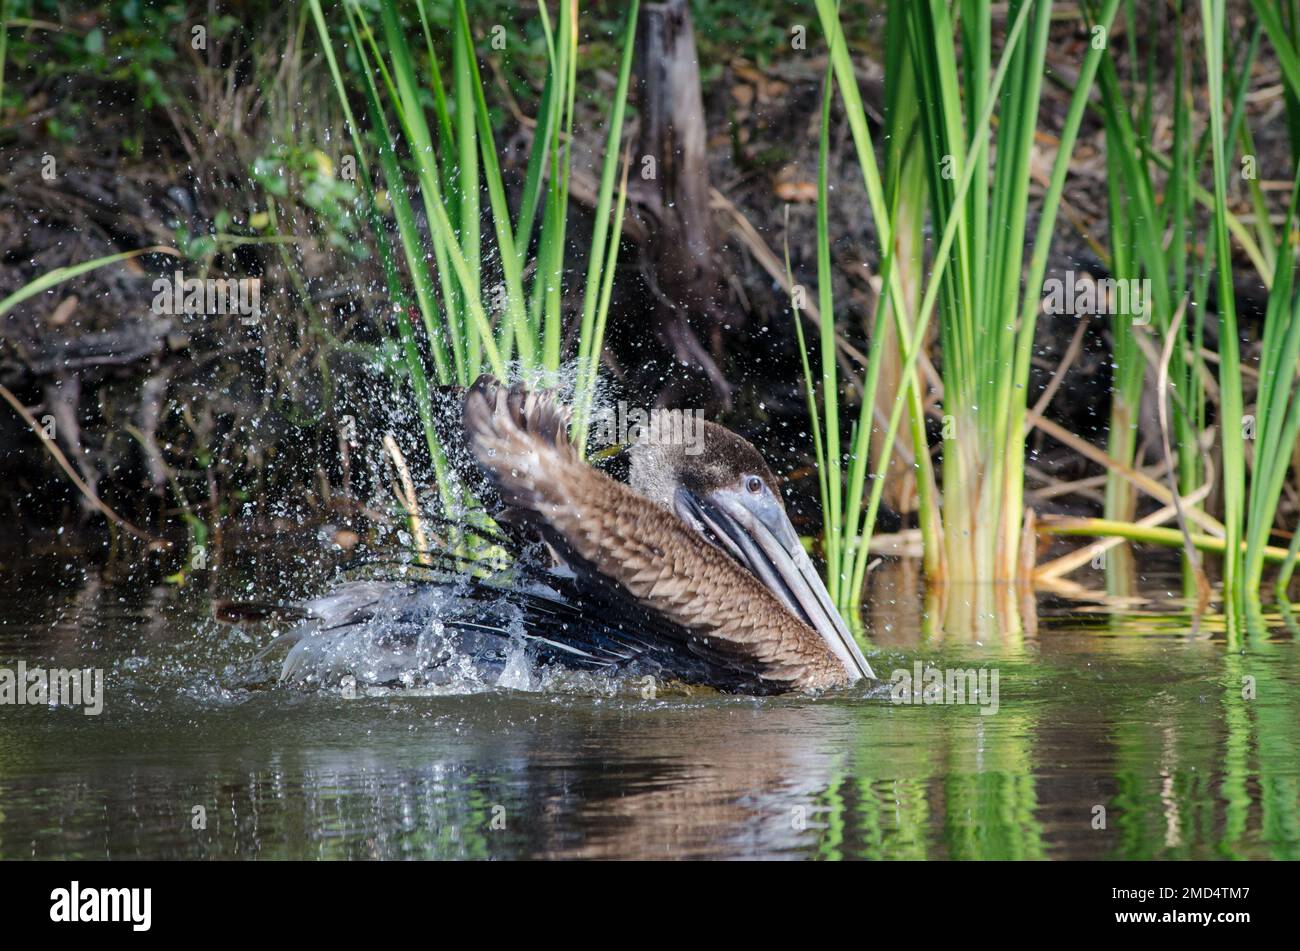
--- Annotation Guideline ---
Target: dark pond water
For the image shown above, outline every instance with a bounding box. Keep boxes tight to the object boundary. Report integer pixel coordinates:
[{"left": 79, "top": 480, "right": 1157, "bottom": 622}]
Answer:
[{"left": 0, "top": 549, "right": 1297, "bottom": 859}]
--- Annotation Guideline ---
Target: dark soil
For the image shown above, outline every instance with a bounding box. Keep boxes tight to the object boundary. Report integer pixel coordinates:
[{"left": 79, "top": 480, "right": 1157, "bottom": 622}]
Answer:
[{"left": 0, "top": 0, "right": 1290, "bottom": 574}]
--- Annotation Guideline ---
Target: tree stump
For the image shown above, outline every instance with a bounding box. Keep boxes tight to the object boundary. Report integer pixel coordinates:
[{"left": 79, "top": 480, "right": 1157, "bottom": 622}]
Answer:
[{"left": 635, "top": 0, "right": 731, "bottom": 408}]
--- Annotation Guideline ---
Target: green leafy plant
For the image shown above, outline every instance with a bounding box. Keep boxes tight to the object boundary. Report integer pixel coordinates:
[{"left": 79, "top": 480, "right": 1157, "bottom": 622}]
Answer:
[
  {"left": 309, "top": 0, "right": 639, "bottom": 515},
  {"left": 251, "top": 145, "right": 366, "bottom": 257},
  {"left": 800, "top": 0, "right": 1121, "bottom": 609}
]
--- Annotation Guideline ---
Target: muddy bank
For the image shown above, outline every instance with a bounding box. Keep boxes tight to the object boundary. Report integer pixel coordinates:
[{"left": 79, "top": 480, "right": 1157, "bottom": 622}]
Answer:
[{"left": 0, "top": 1, "right": 1286, "bottom": 576}]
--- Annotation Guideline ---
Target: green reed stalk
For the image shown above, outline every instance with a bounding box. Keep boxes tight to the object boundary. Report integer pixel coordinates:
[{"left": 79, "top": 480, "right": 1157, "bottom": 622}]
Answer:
[
  {"left": 311, "top": 0, "right": 638, "bottom": 497},
  {"left": 1093, "top": 0, "right": 1220, "bottom": 596},
  {"left": 366, "top": 1, "right": 463, "bottom": 380},
  {"left": 1239, "top": 1, "right": 1300, "bottom": 596},
  {"left": 448, "top": 0, "right": 533, "bottom": 369},
  {"left": 809, "top": 0, "right": 1124, "bottom": 600},
  {"left": 536, "top": 0, "right": 578, "bottom": 371},
  {"left": 815, "top": 0, "right": 1116, "bottom": 589},
  {"left": 577, "top": 151, "right": 632, "bottom": 446},
  {"left": 814, "top": 70, "right": 843, "bottom": 599},
  {"left": 1203, "top": 0, "right": 1247, "bottom": 607},
  {"left": 453, "top": 8, "right": 481, "bottom": 376},
  {"left": 788, "top": 217, "right": 834, "bottom": 595},
  {"left": 1244, "top": 171, "right": 1300, "bottom": 592},
  {"left": 0, "top": 0, "right": 9, "bottom": 118},
  {"left": 1043, "top": 517, "right": 1293, "bottom": 563},
  {"left": 987, "top": 0, "right": 1072, "bottom": 579},
  {"left": 367, "top": 1, "right": 506, "bottom": 377},
  {"left": 877, "top": 1, "right": 937, "bottom": 578},
  {"left": 309, "top": 0, "right": 453, "bottom": 509},
  {"left": 573, "top": 0, "right": 641, "bottom": 452},
  {"left": 808, "top": 0, "right": 951, "bottom": 608},
  {"left": 1001, "top": 0, "right": 1123, "bottom": 577},
  {"left": 0, "top": 248, "right": 178, "bottom": 316},
  {"left": 1100, "top": 103, "right": 1146, "bottom": 591},
  {"left": 1090, "top": 18, "right": 1273, "bottom": 583},
  {"left": 810, "top": 0, "right": 1023, "bottom": 600}
]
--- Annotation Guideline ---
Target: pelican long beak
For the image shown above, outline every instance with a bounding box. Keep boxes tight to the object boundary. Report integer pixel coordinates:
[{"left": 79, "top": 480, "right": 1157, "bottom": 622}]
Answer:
[{"left": 675, "top": 487, "right": 876, "bottom": 683}]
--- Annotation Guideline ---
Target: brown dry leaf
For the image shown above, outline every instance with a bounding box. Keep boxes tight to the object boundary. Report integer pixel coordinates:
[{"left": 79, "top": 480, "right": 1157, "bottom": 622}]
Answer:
[
  {"left": 332, "top": 528, "right": 361, "bottom": 551},
  {"left": 730, "top": 84, "right": 754, "bottom": 107},
  {"left": 774, "top": 180, "right": 817, "bottom": 203},
  {"left": 48, "top": 296, "right": 78, "bottom": 327}
]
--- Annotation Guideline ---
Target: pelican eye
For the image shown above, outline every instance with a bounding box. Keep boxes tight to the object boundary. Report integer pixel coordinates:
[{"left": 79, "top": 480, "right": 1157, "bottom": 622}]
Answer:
[{"left": 745, "top": 475, "right": 764, "bottom": 495}]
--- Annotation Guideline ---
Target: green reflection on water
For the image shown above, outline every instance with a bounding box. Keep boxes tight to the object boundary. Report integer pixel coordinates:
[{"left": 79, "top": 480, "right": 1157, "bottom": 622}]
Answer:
[{"left": 0, "top": 558, "right": 1296, "bottom": 859}]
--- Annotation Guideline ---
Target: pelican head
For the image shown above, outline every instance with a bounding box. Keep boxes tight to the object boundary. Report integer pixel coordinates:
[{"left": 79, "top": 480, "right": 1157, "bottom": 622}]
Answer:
[{"left": 630, "top": 421, "right": 875, "bottom": 682}]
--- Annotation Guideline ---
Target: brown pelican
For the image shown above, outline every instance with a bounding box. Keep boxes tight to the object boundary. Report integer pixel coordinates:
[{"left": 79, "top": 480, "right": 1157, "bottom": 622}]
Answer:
[
  {"left": 246, "top": 376, "right": 874, "bottom": 695},
  {"left": 460, "top": 376, "right": 873, "bottom": 691}
]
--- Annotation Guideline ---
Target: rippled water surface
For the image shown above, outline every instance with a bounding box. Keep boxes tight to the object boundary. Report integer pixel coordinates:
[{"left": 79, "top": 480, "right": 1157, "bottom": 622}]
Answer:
[{"left": 1, "top": 551, "right": 1297, "bottom": 859}]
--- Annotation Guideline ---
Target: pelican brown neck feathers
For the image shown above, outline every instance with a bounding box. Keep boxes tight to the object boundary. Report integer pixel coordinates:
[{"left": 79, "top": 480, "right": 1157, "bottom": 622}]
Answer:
[{"left": 462, "top": 375, "right": 875, "bottom": 692}]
